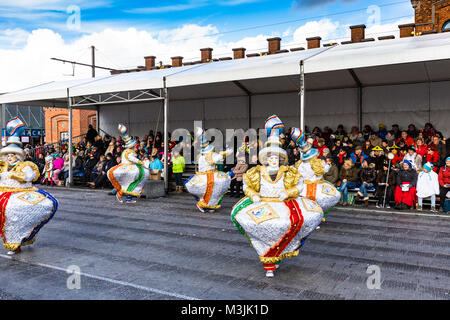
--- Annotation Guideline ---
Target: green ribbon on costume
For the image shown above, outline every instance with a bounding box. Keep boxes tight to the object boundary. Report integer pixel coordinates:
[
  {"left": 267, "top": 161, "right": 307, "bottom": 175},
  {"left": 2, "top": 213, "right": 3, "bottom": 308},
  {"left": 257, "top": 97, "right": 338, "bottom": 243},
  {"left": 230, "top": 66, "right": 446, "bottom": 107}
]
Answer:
[
  {"left": 231, "top": 197, "right": 254, "bottom": 244},
  {"left": 127, "top": 164, "right": 145, "bottom": 193}
]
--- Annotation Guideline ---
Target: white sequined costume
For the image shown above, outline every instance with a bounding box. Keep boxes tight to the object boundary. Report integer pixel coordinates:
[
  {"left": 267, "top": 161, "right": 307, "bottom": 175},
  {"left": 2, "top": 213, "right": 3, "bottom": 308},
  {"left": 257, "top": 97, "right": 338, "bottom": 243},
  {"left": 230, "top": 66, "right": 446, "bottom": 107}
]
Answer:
[
  {"left": 231, "top": 165, "right": 323, "bottom": 272},
  {"left": 185, "top": 151, "right": 231, "bottom": 212},
  {"left": 0, "top": 118, "right": 57, "bottom": 253},
  {"left": 296, "top": 158, "right": 340, "bottom": 213},
  {"left": 107, "top": 149, "right": 150, "bottom": 198},
  {"left": 231, "top": 115, "right": 323, "bottom": 275}
]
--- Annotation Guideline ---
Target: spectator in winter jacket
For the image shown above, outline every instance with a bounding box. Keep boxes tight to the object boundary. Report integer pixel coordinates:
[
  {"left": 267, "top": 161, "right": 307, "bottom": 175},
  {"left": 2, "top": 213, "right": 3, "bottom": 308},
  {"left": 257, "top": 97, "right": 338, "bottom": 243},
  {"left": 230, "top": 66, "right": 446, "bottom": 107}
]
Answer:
[
  {"left": 85, "top": 124, "right": 98, "bottom": 145},
  {"left": 407, "top": 124, "right": 420, "bottom": 139},
  {"left": 52, "top": 154, "right": 64, "bottom": 185},
  {"left": 430, "top": 135, "right": 446, "bottom": 163},
  {"left": 230, "top": 156, "right": 248, "bottom": 198},
  {"left": 369, "top": 132, "right": 382, "bottom": 148},
  {"left": 425, "top": 145, "right": 440, "bottom": 171},
  {"left": 350, "top": 146, "right": 368, "bottom": 169},
  {"left": 416, "top": 162, "right": 440, "bottom": 212},
  {"left": 338, "top": 159, "right": 359, "bottom": 206},
  {"left": 368, "top": 146, "right": 385, "bottom": 170},
  {"left": 415, "top": 138, "right": 428, "bottom": 158},
  {"left": 394, "top": 160, "right": 418, "bottom": 210},
  {"left": 438, "top": 157, "right": 450, "bottom": 212},
  {"left": 172, "top": 150, "right": 185, "bottom": 193},
  {"left": 375, "top": 159, "right": 396, "bottom": 208},
  {"left": 88, "top": 153, "right": 116, "bottom": 189},
  {"left": 402, "top": 146, "right": 422, "bottom": 172},
  {"left": 362, "top": 140, "right": 373, "bottom": 158},
  {"left": 376, "top": 123, "right": 388, "bottom": 140},
  {"left": 396, "top": 131, "right": 415, "bottom": 148},
  {"left": 84, "top": 153, "right": 98, "bottom": 182},
  {"left": 357, "top": 160, "right": 378, "bottom": 206},
  {"left": 323, "top": 157, "right": 339, "bottom": 185}
]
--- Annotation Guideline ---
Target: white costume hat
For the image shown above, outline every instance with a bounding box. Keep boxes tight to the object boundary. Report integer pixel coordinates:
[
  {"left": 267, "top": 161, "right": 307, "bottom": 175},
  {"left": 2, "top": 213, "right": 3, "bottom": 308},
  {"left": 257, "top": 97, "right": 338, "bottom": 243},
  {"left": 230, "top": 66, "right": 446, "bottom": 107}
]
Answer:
[
  {"left": 258, "top": 115, "right": 287, "bottom": 165},
  {"left": 0, "top": 117, "right": 25, "bottom": 159}
]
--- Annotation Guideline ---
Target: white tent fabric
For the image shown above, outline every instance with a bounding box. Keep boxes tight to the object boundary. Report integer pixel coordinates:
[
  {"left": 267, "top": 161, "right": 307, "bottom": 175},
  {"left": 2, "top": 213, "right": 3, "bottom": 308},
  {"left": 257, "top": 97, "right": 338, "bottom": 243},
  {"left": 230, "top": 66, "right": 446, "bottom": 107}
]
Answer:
[{"left": 1, "top": 32, "right": 450, "bottom": 137}]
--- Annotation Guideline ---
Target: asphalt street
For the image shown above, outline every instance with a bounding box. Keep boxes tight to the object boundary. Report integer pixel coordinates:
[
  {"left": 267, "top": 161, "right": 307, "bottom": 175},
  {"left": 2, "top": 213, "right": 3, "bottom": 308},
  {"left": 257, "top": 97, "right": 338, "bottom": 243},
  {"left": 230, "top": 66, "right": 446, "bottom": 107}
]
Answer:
[{"left": 0, "top": 187, "right": 449, "bottom": 300}]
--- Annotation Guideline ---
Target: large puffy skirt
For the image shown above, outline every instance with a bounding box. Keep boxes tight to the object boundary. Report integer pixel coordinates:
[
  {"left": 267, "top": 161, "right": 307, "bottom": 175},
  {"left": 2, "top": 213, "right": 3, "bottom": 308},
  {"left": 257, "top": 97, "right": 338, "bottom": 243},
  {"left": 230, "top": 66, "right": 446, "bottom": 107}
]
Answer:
[
  {"left": 394, "top": 185, "right": 417, "bottom": 207},
  {"left": 185, "top": 171, "right": 231, "bottom": 211},
  {"left": 231, "top": 196, "right": 323, "bottom": 271},
  {"left": 0, "top": 189, "right": 58, "bottom": 251},
  {"left": 107, "top": 164, "right": 150, "bottom": 197},
  {"left": 301, "top": 181, "right": 341, "bottom": 214}
]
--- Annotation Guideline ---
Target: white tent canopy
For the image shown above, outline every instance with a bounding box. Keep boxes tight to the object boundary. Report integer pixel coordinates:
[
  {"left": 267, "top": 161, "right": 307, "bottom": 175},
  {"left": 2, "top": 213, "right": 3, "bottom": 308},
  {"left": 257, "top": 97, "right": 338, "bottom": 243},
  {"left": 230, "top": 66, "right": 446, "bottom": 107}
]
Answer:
[{"left": 1, "top": 32, "right": 449, "bottom": 103}]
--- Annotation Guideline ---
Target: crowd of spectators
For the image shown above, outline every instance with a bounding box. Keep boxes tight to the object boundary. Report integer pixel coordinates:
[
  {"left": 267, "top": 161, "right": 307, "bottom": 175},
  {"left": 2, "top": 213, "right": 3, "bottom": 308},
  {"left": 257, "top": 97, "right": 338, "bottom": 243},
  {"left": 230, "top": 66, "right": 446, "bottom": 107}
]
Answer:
[
  {"left": 23, "top": 122, "right": 450, "bottom": 213},
  {"left": 282, "top": 122, "right": 450, "bottom": 212}
]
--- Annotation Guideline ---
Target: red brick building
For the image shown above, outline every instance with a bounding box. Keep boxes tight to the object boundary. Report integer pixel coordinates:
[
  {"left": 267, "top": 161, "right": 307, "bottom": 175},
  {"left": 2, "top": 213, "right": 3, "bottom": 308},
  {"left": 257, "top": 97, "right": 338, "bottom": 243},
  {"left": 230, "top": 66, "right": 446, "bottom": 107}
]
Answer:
[
  {"left": 411, "top": 0, "right": 450, "bottom": 34},
  {"left": 44, "top": 107, "right": 97, "bottom": 144}
]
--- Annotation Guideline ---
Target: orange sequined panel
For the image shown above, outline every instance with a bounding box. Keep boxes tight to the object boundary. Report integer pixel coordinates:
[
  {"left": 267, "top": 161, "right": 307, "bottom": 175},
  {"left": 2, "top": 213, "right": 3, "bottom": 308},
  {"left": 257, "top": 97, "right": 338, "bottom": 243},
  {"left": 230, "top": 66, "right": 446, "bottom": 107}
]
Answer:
[{"left": 306, "top": 183, "right": 317, "bottom": 201}]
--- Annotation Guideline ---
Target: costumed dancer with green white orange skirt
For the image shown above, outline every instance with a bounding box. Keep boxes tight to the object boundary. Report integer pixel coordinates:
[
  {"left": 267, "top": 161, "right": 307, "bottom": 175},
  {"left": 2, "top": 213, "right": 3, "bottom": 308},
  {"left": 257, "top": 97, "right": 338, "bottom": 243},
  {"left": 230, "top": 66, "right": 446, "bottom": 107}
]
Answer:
[
  {"left": 185, "top": 127, "right": 232, "bottom": 213},
  {"left": 231, "top": 115, "right": 324, "bottom": 277},
  {"left": 107, "top": 124, "right": 150, "bottom": 203}
]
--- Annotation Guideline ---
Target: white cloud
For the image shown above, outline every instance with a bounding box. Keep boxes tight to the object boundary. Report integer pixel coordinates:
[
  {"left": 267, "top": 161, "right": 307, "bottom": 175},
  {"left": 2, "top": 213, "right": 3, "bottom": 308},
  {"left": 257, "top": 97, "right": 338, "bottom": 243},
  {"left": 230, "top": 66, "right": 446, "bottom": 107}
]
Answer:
[
  {"left": 292, "top": 18, "right": 342, "bottom": 45},
  {"left": 0, "top": 16, "right": 416, "bottom": 93}
]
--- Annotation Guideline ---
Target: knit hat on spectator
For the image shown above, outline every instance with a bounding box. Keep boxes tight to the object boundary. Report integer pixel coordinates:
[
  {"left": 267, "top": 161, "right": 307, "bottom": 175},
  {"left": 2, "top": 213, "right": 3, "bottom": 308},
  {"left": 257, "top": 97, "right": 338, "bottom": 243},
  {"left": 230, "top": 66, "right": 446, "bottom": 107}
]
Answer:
[
  {"left": 423, "top": 162, "right": 433, "bottom": 173},
  {"left": 403, "top": 160, "right": 412, "bottom": 168}
]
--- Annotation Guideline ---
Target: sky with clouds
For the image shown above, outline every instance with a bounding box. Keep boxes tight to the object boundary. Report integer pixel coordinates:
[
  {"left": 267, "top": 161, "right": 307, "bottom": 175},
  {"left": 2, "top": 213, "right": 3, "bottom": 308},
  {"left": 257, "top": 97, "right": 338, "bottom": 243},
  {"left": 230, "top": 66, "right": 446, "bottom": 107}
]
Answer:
[{"left": 0, "top": 0, "right": 414, "bottom": 92}]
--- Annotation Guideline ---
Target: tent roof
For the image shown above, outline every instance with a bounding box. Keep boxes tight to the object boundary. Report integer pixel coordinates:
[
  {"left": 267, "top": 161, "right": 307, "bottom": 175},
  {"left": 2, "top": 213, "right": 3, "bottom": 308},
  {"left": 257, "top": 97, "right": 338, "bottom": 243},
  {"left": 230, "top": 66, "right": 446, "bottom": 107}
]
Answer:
[{"left": 1, "top": 32, "right": 450, "bottom": 105}]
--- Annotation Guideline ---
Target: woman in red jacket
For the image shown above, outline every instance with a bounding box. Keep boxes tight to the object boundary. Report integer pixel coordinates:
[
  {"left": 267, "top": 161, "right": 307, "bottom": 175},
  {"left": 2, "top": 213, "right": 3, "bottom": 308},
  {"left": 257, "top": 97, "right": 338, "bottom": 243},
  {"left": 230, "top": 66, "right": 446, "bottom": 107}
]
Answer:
[
  {"left": 425, "top": 145, "right": 440, "bottom": 172},
  {"left": 415, "top": 138, "right": 428, "bottom": 158},
  {"left": 438, "top": 157, "right": 450, "bottom": 212}
]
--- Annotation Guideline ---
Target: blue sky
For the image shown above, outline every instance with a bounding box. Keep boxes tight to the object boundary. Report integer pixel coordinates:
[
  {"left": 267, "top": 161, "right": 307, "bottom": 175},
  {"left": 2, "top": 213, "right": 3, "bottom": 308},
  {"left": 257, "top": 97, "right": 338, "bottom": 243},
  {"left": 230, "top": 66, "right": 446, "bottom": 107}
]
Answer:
[
  {"left": 0, "top": 0, "right": 415, "bottom": 91},
  {"left": 0, "top": 0, "right": 413, "bottom": 43}
]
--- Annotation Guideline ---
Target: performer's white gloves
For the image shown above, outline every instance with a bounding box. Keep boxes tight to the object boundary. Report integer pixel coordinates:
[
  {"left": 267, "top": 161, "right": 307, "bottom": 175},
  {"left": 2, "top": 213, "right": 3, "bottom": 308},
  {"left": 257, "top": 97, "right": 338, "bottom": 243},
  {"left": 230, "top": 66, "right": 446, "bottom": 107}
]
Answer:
[
  {"left": 279, "top": 191, "right": 288, "bottom": 202},
  {"left": 252, "top": 195, "right": 261, "bottom": 203}
]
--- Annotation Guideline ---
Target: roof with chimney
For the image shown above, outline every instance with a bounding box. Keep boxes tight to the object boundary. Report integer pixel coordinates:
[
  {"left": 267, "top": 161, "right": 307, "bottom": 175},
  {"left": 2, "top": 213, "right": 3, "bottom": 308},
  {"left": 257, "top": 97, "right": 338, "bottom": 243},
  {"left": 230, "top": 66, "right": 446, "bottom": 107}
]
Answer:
[{"left": 1, "top": 31, "right": 450, "bottom": 106}]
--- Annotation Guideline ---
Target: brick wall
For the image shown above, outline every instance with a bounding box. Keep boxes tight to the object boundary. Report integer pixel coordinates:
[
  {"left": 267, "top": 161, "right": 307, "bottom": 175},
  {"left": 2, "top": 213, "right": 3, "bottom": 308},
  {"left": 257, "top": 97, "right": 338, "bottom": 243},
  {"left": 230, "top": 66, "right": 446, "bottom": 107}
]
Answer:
[
  {"left": 44, "top": 107, "right": 97, "bottom": 144},
  {"left": 414, "top": 0, "right": 450, "bottom": 33}
]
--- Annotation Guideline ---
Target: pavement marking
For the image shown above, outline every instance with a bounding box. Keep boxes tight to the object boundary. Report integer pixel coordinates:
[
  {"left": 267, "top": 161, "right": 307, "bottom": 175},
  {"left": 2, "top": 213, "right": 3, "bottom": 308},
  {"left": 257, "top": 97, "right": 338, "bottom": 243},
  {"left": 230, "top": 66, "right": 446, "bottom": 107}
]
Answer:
[
  {"left": 0, "top": 254, "right": 200, "bottom": 300},
  {"left": 333, "top": 207, "right": 450, "bottom": 219}
]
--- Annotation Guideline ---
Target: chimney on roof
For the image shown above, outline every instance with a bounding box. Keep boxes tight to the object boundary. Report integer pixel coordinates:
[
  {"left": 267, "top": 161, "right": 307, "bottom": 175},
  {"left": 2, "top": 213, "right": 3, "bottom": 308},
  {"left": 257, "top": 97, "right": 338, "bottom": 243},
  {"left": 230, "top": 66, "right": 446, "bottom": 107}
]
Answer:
[
  {"left": 232, "top": 47, "right": 246, "bottom": 59},
  {"left": 171, "top": 56, "right": 183, "bottom": 67},
  {"left": 399, "top": 23, "right": 415, "bottom": 38},
  {"left": 144, "top": 56, "right": 156, "bottom": 70},
  {"left": 350, "top": 24, "right": 366, "bottom": 43},
  {"left": 200, "top": 48, "right": 213, "bottom": 62},
  {"left": 267, "top": 37, "right": 281, "bottom": 54},
  {"left": 306, "top": 37, "right": 321, "bottom": 49},
  {"left": 378, "top": 35, "right": 395, "bottom": 41}
]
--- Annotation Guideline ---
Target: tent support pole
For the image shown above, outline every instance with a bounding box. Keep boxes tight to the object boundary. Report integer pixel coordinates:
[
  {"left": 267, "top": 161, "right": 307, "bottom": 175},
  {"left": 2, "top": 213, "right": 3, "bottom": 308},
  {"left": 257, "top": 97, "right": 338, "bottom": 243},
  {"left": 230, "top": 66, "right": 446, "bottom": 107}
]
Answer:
[
  {"left": 163, "top": 77, "right": 169, "bottom": 194},
  {"left": 348, "top": 69, "right": 363, "bottom": 131},
  {"left": 299, "top": 60, "right": 305, "bottom": 132},
  {"left": 67, "top": 89, "right": 73, "bottom": 188}
]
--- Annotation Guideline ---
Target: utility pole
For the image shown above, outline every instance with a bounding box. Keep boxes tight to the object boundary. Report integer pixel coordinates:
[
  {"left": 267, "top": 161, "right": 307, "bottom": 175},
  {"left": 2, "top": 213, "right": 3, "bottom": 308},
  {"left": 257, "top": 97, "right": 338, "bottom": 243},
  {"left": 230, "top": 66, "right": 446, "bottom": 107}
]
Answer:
[
  {"left": 51, "top": 46, "right": 117, "bottom": 77},
  {"left": 91, "top": 45, "right": 95, "bottom": 78}
]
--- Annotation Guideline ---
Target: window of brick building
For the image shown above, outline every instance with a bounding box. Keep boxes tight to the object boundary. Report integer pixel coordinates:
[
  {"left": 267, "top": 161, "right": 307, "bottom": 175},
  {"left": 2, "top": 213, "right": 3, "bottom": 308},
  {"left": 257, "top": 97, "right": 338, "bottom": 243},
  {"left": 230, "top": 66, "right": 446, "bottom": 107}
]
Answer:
[{"left": 443, "top": 20, "right": 450, "bottom": 32}]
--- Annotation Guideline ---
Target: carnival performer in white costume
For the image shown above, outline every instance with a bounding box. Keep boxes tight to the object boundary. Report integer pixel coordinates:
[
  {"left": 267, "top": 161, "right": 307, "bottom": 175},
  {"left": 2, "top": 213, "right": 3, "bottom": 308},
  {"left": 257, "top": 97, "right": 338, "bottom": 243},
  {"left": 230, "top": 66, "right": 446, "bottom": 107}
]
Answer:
[
  {"left": 185, "top": 128, "right": 231, "bottom": 213},
  {"left": 0, "top": 118, "right": 58, "bottom": 255},
  {"left": 107, "top": 124, "right": 150, "bottom": 204},
  {"left": 291, "top": 127, "right": 341, "bottom": 218},
  {"left": 231, "top": 115, "right": 324, "bottom": 277}
]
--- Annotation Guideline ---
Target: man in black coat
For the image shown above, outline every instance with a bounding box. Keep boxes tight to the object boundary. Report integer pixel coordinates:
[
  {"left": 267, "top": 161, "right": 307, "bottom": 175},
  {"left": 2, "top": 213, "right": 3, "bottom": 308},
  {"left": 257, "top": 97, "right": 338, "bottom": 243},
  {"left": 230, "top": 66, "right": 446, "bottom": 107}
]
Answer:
[
  {"left": 85, "top": 124, "right": 98, "bottom": 145},
  {"left": 88, "top": 153, "right": 117, "bottom": 188}
]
